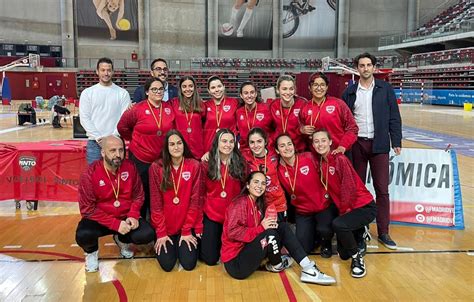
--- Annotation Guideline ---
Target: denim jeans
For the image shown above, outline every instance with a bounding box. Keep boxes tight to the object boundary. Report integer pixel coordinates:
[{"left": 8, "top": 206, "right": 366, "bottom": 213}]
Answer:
[{"left": 86, "top": 140, "right": 102, "bottom": 165}]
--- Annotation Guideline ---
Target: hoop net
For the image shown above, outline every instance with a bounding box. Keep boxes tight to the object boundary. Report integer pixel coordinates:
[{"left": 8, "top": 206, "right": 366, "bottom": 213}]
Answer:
[
  {"left": 0, "top": 54, "right": 41, "bottom": 72},
  {"left": 321, "top": 57, "right": 330, "bottom": 71}
]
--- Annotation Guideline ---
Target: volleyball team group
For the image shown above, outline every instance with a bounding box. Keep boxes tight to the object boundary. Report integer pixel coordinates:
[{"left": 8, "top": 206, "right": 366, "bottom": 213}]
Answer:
[{"left": 75, "top": 52, "right": 403, "bottom": 286}]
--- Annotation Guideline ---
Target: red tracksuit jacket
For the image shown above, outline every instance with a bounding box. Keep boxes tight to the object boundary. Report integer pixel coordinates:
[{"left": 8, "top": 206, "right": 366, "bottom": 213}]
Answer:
[
  {"left": 269, "top": 97, "right": 307, "bottom": 152},
  {"left": 203, "top": 97, "right": 239, "bottom": 153},
  {"left": 299, "top": 96, "right": 358, "bottom": 150},
  {"left": 221, "top": 195, "right": 265, "bottom": 263},
  {"left": 317, "top": 153, "right": 374, "bottom": 215},
  {"left": 118, "top": 100, "right": 175, "bottom": 163},
  {"left": 149, "top": 158, "right": 202, "bottom": 238},
  {"left": 78, "top": 159, "right": 143, "bottom": 231},
  {"left": 170, "top": 98, "right": 206, "bottom": 160},
  {"left": 201, "top": 161, "right": 243, "bottom": 224},
  {"left": 236, "top": 103, "right": 274, "bottom": 155},
  {"left": 244, "top": 150, "right": 287, "bottom": 213},
  {"left": 277, "top": 152, "right": 330, "bottom": 215}
]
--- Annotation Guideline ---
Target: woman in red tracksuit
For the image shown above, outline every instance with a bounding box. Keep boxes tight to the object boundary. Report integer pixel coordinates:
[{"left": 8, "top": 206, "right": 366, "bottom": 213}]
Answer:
[
  {"left": 200, "top": 128, "right": 247, "bottom": 265},
  {"left": 221, "top": 171, "right": 336, "bottom": 285},
  {"left": 243, "top": 127, "right": 287, "bottom": 221},
  {"left": 235, "top": 81, "right": 273, "bottom": 157},
  {"left": 170, "top": 76, "right": 206, "bottom": 160},
  {"left": 275, "top": 133, "right": 338, "bottom": 258},
  {"left": 149, "top": 130, "right": 202, "bottom": 272},
  {"left": 118, "top": 78, "right": 176, "bottom": 219},
  {"left": 299, "top": 72, "right": 358, "bottom": 155},
  {"left": 202, "top": 76, "right": 239, "bottom": 154},
  {"left": 269, "top": 74, "right": 307, "bottom": 152},
  {"left": 312, "top": 129, "right": 376, "bottom": 278}
]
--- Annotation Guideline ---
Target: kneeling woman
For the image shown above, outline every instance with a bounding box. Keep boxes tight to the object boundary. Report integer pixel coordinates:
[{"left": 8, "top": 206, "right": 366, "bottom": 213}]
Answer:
[
  {"left": 149, "top": 130, "right": 202, "bottom": 271},
  {"left": 221, "top": 171, "right": 336, "bottom": 284},
  {"left": 312, "top": 129, "right": 376, "bottom": 278}
]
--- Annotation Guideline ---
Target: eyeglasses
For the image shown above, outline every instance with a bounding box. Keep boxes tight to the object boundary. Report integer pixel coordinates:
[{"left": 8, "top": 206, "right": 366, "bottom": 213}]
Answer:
[
  {"left": 152, "top": 67, "right": 169, "bottom": 73},
  {"left": 149, "top": 87, "right": 165, "bottom": 93},
  {"left": 311, "top": 83, "right": 327, "bottom": 88}
]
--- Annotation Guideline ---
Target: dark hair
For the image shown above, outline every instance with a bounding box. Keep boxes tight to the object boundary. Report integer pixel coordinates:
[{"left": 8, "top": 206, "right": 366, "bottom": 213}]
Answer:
[
  {"left": 308, "top": 72, "right": 329, "bottom": 86},
  {"left": 96, "top": 57, "right": 113, "bottom": 70},
  {"left": 239, "top": 81, "right": 261, "bottom": 105},
  {"left": 274, "top": 133, "right": 293, "bottom": 151},
  {"left": 207, "top": 75, "right": 224, "bottom": 89},
  {"left": 208, "top": 129, "right": 246, "bottom": 182},
  {"left": 353, "top": 52, "right": 377, "bottom": 67},
  {"left": 144, "top": 78, "right": 165, "bottom": 92},
  {"left": 240, "top": 171, "right": 267, "bottom": 214},
  {"left": 160, "top": 130, "right": 193, "bottom": 191},
  {"left": 178, "top": 76, "right": 203, "bottom": 113},
  {"left": 150, "top": 58, "right": 168, "bottom": 70},
  {"left": 247, "top": 127, "right": 268, "bottom": 147},
  {"left": 312, "top": 128, "right": 332, "bottom": 141}
]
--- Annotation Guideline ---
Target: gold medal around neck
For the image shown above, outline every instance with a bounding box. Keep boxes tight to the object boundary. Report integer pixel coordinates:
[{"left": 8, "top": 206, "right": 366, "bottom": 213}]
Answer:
[
  {"left": 157, "top": 130, "right": 162, "bottom": 136},
  {"left": 324, "top": 193, "right": 329, "bottom": 199},
  {"left": 113, "top": 200, "right": 121, "bottom": 208},
  {"left": 187, "top": 127, "right": 192, "bottom": 133},
  {"left": 220, "top": 191, "right": 227, "bottom": 198},
  {"left": 173, "top": 197, "right": 180, "bottom": 204},
  {"left": 290, "top": 194, "right": 296, "bottom": 200}
]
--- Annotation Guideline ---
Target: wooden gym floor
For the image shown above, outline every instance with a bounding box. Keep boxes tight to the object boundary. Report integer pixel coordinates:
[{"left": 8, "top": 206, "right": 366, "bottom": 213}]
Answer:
[{"left": 0, "top": 103, "right": 472, "bottom": 301}]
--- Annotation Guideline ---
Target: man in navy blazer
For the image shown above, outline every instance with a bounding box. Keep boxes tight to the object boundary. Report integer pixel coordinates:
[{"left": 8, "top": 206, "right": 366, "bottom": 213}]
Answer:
[
  {"left": 133, "top": 58, "right": 178, "bottom": 103},
  {"left": 342, "top": 52, "right": 402, "bottom": 251}
]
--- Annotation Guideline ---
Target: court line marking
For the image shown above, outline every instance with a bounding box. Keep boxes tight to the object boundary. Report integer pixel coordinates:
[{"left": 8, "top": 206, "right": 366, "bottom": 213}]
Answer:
[
  {"left": 3, "top": 245, "right": 22, "bottom": 249},
  {"left": 0, "top": 250, "right": 128, "bottom": 302},
  {"left": 37, "top": 244, "right": 56, "bottom": 248},
  {"left": 467, "top": 252, "right": 474, "bottom": 256},
  {"left": 286, "top": 269, "right": 322, "bottom": 302},
  {"left": 396, "top": 247, "right": 415, "bottom": 251},
  {"left": 70, "top": 244, "right": 79, "bottom": 247},
  {"left": 278, "top": 270, "right": 298, "bottom": 302},
  {"left": 104, "top": 243, "right": 116, "bottom": 246}
]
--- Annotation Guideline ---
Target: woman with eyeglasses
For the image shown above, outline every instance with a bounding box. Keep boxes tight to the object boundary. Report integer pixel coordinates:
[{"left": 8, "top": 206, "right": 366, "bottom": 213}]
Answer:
[
  {"left": 235, "top": 81, "right": 273, "bottom": 157},
  {"left": 202, "top": 76, "right": 239, "bottom": 155},
  {"left": 275, "top": 133, "right": 338, "bottom": 259},
  {"left": 149, "top": 130, "right": 202, "bottom": 272},
  {"left": 299, "top": 72, "right": 358, "bottom": 155},
  {"left": 118, "top": 78, "right": 176, "bottom": 219},
  {"left": 171, "top": 76, "right": 206, "bottom": 160},
  {"left": 270, "top": 74, "right": 308, "bottom": 153},
  {"left": 243, "top": 127, "right": 287, "bottom": 221},
  {"left": 200, "top": 129, "right": 247, "bottom": 266}
]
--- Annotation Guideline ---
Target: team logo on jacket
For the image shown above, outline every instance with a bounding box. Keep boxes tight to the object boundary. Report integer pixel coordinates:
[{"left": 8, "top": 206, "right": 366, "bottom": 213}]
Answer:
[
  {"left": 300, "top": 165, "right": 309, "bottom": 175},
  {"left": 239, "top": 115, "right": 244, "bottom": 121},
  {"left": 223, "top": 105, "right": 231, "bottom": 112},
  {"left": 326, "top": 106, "right": 335, "bottom": 114},
  {"left": 182, "top": 171, "right": 191, "bottom": 181},
  {"left": 293, "top": 109, "right": 300, "bottom": 116},
  {"left": 145, "top": 109, "right": 151, "bottom": 115},
  {"left": 164, "top": 108, "right": 171, "bottom": 115},
  {"left": 18, "top": 156, "right": 36, "bottom": 171},
  {"left": 266, "top": 175, "right": 271, "bottom": 187},
  {"left": 121, "top": 172, "right": 129, "bottom": 181},
  {"left": 256, "top": 113, "right": 264, "bottom": 121},
  {"left": 99, "top": 180, "right": 105, "bottom": 186},
  {"left": 308, "top": 109, "right": 313, "bottom": 115},
  {"left": 329, "top": 166, "right": 335, "bottom": 175},
  {"left": 260, "top": 238, "right": 268, "bottom": 249}
]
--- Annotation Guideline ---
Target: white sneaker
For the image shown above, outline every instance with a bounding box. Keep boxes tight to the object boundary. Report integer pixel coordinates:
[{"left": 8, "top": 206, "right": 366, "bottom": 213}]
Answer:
[
  {"left": 265, "top": 255, "right": 294, "bottom": 273},
  {"left": 222, "top": 23, "right": 234, "bottom": 36},
  {"left": 301, "top": 263, "right": 336, "bottom": 285},
  {"left": 236, "top": 30, "right": 244, "bottom": 38},
  {"left": 85, "top": 250, "right": 99, "bottom": 273},
  {"left": 113, "top": 234, "right": 134, "bottom": 259}
]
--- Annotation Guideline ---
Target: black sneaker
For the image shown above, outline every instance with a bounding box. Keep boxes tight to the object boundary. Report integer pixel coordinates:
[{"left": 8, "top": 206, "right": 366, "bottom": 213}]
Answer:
[
  {"left": 320, "top": 240, "right": 332, "bottom": 258},
  {"left": 351, "top": 252, "right": 366, "bottom": 278},
  {"left": 378, "top": 234, "right": 397, "bottom": 250},
  {"left": 357, "top": 239, "right": 367, "bottom": 257}
]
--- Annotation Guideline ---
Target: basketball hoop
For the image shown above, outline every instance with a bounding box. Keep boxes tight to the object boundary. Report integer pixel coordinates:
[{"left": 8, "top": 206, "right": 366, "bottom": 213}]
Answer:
[{"left": 321, "top": 57, "right": 330, "bottom": 71}]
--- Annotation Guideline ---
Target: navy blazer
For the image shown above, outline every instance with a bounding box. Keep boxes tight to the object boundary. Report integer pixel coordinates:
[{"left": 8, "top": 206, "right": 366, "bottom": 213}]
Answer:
[
  {"left": 132, "top": 82, "right": 178, "bottom": 103},
  {"left": 341, "top": 79, "right": 402, "bottom": 154}
]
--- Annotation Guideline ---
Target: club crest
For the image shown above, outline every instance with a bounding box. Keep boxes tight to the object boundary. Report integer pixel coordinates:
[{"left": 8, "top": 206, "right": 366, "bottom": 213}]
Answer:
[
  {"left": 182, "top": 171, "right": 191, "bottom": 181},
  {"left": 121, "top": 172, "right": 129, "bottom": 181},
  {"left": 326, "top": 106, "right": 335, "bottom": 114},
  {"left": 300, "top": 165, "right": 309, "bottom": 175}
]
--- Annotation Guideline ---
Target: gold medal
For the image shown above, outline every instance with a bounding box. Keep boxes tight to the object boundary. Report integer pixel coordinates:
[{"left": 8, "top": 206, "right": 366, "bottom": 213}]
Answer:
[
  {"left": 113, "top": 200, "right": 120, "bottom": 207},
  {"left": 290, "top": 194, "right": 296, "bottom": 200},
  {"left": 220, "top": 191, "right": 227, "bottom": 198},
  {"left": 148, "top": 101, "right": 164, "bottom": 138},
  {"left": 104, "top": 164, "right": 121, "bottom": 210},
  {"left": 187, "top": 127, "right": 192, "bottom": 133},
  {"left": 173, "top": 196, "right": 180, "bottom": 204},
  {"left": 324, "top": 193, "right": 329, "bottom": 199},
  {"left": 157, "top": 130, "right": 162, "bottom": 136},
  {"left": 283, "top": 156, "right": 299, "bottom": 203}
]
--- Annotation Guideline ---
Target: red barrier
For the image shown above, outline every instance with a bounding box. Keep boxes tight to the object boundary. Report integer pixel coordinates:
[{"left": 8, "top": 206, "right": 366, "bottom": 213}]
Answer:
[{"left": 0, "top": 140, "right": 87, "bottom": 202}]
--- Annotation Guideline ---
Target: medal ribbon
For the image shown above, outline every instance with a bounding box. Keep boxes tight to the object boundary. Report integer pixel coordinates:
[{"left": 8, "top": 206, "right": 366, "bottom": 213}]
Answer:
[
  {"left": 283, "top": 155, "right": 299, "bottom": 196},
  {"left": 215, "top": 99, "right": 227, "bottom": 129},
  {"left": 279, "top": 101, "right": 293, "bottom": 133},
  {"left": 104, "top": 164, "right": 120, "bottom": 201},
  {"left": 320, "top": 157, "right": 329, "bottom": 192},
  {"left": 245, "top": 104, "right": 258, "bottom": 131},
  {"left": 247, "top": 196, "right": 259, "bottom": 226},
  {"left": 171, "top": 158, "right": 185, "bottom": 199},
  {"left": 147, "top": 101, "right": 163, "bottom": 132},
  {"left": 220, "top": 161, "right": 229, "bottom": 193},
  {"left": 310, "top": 97, "right": 326, "bottom": 127},
  {"left": 183, "top": 105, "right": 194, "bottom": 130}
]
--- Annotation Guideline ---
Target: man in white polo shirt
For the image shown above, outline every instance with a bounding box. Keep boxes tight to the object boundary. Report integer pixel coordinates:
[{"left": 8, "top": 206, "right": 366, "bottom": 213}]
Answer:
[{"left": 79, "top": 57, "right": 131, "bottom": 164}]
